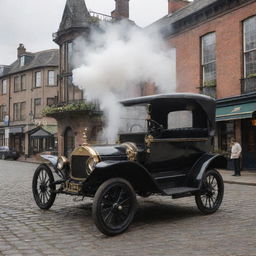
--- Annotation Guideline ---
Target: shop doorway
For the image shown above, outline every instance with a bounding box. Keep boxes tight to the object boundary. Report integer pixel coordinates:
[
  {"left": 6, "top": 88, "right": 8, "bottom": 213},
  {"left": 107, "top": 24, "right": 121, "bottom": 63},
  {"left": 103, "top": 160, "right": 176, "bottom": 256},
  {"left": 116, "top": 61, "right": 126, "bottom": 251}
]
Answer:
[{"left": 242, "top": 119, "right": 256, "bottom": 170}]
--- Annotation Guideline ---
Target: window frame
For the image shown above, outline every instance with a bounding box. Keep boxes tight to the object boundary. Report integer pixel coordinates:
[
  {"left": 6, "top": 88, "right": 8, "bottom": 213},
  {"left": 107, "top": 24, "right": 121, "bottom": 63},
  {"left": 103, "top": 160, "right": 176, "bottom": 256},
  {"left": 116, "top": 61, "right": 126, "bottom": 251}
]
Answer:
[
  {"left": 2, "top": 79, "right": 7, "bottom": 94},
  {"left": 201, "top": 32, "right": 217, "bottom": 87},
  {"left": 14, "top": 76, "right": 20, "bottom": 92},
  {"left": 13, "top": 102, "right": 26, "bottom": 121},
  {"left": 48, "top": 70, "right": 55, "bottom": 86},
  {"left": 35, "top": 71, "right": 41, "bottom": 88},
  {"left": 243, "top": 16, "right": 256, "bottom": 78},
  {"left": 34, "top": 98, "right": 42, "bottom": 119},
  {"left": 21, "top": 74, "right": 26, "bottom": 91},
  {"left": 0, "top": 105, "right": 7, "bottom": 121}
]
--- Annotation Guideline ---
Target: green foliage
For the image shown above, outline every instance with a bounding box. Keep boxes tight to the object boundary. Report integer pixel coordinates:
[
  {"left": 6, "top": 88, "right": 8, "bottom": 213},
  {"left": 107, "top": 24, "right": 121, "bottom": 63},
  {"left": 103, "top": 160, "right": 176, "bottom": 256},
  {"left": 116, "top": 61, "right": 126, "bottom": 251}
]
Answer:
[
  {"left": 42, "top": 102, "right": 101, "bottom": 117},
  {"left": 247, "top": 73, "right": 256, "bottom": 78},
  {"left": 203, "top": 80, "right": 216, "bottom": 87}
]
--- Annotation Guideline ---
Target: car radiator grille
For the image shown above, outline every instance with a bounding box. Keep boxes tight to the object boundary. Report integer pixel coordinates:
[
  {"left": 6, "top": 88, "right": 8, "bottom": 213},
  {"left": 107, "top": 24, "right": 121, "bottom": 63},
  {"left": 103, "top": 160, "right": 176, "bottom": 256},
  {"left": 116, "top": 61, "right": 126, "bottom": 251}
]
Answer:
[{"left": 71, "top": 155, "right": 89, "bottom": 179}]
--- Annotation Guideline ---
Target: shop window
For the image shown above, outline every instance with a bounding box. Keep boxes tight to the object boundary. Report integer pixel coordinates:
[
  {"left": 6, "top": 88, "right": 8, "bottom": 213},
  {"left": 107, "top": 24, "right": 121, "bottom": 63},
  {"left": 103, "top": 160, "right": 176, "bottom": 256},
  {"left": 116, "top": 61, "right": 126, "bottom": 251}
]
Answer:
[
  {"left": 0, "top": 134, "right": 4, "bottom": 146},
  {"left": 243, "top": 16, "right": 256, "bottom": 77},
  {"left": 218, "top": 121, "right": 234, "bottom": 152},
  {"left": 201, "top": 32, "right": 216, "bottom": 87}
]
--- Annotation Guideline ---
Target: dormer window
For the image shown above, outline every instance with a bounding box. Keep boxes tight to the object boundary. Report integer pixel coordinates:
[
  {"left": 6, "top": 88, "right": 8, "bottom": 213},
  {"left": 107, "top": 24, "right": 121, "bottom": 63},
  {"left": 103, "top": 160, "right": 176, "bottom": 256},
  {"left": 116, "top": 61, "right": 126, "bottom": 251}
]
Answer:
[{"left": 20, "top": 56, "right": 25, "bottom": 67}]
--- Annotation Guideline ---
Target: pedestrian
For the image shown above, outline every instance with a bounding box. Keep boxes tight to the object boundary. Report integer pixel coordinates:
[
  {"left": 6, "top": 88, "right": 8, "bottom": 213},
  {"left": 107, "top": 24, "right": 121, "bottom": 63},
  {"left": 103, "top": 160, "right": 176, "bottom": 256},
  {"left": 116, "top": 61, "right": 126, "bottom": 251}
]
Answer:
[{"left": 230, "top": 138, "right": 242, "bottom": 176}]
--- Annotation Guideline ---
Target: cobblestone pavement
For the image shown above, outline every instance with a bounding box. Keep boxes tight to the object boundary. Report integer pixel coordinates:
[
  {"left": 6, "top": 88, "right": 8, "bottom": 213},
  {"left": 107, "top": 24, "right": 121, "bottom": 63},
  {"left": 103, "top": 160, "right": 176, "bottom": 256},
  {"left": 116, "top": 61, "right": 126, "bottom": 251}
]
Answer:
[{"left": 0, "top": 160, "right": 255, "bottom": 256}]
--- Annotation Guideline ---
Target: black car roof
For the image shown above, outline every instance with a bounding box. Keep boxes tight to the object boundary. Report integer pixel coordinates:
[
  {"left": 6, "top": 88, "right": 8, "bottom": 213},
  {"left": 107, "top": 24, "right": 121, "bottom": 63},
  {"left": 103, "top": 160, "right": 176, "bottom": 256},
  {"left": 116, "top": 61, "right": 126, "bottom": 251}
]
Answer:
[{"left": 120, "top": 93, "right": 216, "bottom": 129}]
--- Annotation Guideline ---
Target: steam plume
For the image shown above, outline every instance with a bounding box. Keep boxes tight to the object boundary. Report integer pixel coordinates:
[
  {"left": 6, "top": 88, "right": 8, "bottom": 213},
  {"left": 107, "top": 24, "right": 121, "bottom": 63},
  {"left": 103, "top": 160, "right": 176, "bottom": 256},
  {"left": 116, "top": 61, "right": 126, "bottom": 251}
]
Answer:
[{"left": 72, "top": 20, "right": 176, "bottom": 143}]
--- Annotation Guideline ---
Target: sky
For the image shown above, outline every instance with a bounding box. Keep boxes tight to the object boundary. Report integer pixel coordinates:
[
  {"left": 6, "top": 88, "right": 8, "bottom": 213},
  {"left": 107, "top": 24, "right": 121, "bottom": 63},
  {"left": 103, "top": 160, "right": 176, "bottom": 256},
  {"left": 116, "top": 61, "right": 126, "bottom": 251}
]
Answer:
[{"left": 0, "top": 0, "right": 169, "bottom": 65}]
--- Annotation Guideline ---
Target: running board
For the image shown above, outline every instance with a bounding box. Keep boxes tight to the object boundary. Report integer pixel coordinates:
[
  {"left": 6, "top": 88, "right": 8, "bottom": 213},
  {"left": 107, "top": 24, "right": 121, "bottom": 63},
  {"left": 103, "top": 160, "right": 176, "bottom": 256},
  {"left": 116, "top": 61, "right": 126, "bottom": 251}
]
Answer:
[{"left": 163, "top": 187, "right": 199, "bottom": 198}]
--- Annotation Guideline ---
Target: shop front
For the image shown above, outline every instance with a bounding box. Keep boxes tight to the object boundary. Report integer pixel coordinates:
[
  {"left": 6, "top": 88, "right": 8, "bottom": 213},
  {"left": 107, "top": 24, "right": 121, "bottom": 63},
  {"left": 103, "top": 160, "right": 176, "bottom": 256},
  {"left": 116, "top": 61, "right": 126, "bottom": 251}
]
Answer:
[{"left": 216, "top": 96, "right": 256, "bottom": 170}]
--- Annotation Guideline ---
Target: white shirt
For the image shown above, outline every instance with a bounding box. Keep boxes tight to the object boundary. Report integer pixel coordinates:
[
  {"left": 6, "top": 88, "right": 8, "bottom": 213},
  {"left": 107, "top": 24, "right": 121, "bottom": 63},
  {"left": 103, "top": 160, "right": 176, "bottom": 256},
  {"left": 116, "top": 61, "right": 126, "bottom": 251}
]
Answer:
[{"left": 231, "top": 142, "right": 242, "bottom": 159}]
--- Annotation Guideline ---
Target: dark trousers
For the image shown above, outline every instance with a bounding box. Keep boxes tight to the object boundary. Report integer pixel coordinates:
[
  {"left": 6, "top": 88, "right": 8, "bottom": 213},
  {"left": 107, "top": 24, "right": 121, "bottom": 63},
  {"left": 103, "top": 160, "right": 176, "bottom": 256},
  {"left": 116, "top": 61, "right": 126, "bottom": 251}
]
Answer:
[{"left": 233, "top": 158, "right": 241, "bottom": 176}]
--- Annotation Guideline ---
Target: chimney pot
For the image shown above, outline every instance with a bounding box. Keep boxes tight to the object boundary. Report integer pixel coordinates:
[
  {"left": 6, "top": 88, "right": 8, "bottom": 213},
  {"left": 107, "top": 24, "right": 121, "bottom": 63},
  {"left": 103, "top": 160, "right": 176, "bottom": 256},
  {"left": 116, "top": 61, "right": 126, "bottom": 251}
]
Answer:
[
  {"left": 111, "top": 0, "right": 130, "bottom": 19},
  {"left": 168, "top": 0, "right": 190, "bottom": 14},
  {"left": 17, "top": 44, "right": 26, "bottom": 58}
]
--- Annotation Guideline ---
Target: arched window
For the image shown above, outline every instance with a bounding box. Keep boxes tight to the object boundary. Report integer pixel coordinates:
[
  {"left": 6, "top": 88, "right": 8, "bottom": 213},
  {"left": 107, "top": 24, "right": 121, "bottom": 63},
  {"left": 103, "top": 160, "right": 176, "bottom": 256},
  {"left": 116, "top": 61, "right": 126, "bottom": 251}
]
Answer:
[{"left": 64, "top": 127, "right": 75, "bottom": 157}]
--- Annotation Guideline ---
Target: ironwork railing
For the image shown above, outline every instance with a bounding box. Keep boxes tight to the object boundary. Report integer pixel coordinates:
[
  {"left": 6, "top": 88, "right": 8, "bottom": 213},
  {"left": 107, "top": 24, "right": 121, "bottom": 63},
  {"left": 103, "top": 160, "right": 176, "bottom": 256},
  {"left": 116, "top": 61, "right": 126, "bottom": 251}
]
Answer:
[
  {"left": 200, "top": 86, "right": 216, "bottom": 99},
  {"left": 241, "top": 76, "right": 256, "bottom": 94},
  {"left": 89, "top": 11, "right": 116, "bottom": 22}
]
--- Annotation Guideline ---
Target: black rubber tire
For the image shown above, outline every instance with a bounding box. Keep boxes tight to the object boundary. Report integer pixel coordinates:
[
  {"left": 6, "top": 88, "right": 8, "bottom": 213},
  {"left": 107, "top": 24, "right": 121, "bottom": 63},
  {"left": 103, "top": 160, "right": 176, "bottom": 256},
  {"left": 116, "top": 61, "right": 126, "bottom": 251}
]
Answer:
[
  {"left": 195, "top": 169, "right": 224, "bottom": 214},
  {"left": 32, "top": 165, "right": 56, "bottom": 210},
  {"left": 92, "top": 178, "right": 137, "bottom": 236}
]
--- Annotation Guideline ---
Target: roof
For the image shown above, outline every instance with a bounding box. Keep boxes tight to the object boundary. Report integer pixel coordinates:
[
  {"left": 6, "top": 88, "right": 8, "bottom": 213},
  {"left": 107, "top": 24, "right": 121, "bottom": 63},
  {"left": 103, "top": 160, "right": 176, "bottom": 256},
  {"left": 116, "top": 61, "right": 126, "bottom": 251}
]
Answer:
[
  {"left": 148, "top": 0, "right": 218, "bottom": 35},
  {"left": 121, "top": 93, "right": 216, "bottom": 126},
  {"left": 120, "top": 93, "right": 215, "bottom": 106},
  {"left": 0, "top": 49, "right": 59, "bottom": 78},
  {"left": 58, "top": 0, "right": 91, "bottom": 32}
]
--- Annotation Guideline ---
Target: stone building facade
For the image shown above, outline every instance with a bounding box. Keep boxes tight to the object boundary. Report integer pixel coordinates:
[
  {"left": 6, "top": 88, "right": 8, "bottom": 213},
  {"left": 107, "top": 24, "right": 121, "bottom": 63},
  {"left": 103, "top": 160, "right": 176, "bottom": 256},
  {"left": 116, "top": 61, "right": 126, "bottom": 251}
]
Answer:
[
  {"left": 0, "top": 44, "right": 59, "bottom": 156},
  {"left": 51, "top": 0, "right": 156, "bottom": 156},
  {"left": 153, "top": 0, "right": 256, "bottom": 169}
]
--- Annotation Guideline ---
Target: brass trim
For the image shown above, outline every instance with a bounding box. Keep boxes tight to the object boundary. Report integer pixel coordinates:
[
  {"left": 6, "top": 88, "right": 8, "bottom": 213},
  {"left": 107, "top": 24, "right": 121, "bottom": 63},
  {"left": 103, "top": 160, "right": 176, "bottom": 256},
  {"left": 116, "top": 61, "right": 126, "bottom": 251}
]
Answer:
[
  {"left": 145, "top": 135, "right": 154, "bottom": 153},
  {"left": 122, "top": 142, "right": 138, "bottom": 161},
  {"left": 70, "top": 145, "right": 100, "bottom": 181},
  {"left": 82, "top": 128, "right": 89, "bottom": 146}
]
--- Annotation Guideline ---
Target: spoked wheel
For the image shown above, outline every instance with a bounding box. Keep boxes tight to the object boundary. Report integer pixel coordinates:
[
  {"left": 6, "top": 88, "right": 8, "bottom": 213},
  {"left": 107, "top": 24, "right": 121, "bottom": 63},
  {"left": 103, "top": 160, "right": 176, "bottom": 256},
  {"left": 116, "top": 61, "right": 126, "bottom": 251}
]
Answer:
[
  {"left": 32, "top": 165, "right": 56, "bottom": 210},
  {"left": 195, "top": 169, "right": 224, "bottom": 214},
  {"left": 92, "top": 178, "right": 137, "bottom": 236}
]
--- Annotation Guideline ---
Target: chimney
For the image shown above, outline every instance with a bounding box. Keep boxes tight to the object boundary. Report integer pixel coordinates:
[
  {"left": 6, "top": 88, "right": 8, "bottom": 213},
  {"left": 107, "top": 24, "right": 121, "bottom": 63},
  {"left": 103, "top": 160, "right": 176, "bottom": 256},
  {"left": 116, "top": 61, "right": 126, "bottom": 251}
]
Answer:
[
  {"left": 17, "top": 43, "right": 26, "bottom": 58},
  {"left": 111, "top": 0, "right": 129, "bottom": 19},
  {"left": 168, "top": 0, "right": 190, "bottom": 14}
]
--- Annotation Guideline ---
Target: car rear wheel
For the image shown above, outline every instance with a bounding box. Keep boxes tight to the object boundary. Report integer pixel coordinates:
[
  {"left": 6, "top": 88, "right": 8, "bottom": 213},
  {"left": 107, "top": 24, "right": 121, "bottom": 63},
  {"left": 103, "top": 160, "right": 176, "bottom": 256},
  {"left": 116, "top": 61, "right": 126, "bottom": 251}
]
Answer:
[
  {"left": 92, "top": 178, "right": 137, "bottom": 236},
  {"left": 195, "top": 169, "right": 224, "bottom": 214},
  {"left": 32, "top": 165, "right": 56, "bottom": 210}
]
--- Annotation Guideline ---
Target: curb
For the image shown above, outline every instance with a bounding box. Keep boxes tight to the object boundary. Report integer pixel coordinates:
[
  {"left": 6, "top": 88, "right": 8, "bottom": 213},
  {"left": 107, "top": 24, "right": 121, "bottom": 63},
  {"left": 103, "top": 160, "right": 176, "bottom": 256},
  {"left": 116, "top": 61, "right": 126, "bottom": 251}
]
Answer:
[{"left": 223, "top": 180, "right": 256, "bottom": 186}]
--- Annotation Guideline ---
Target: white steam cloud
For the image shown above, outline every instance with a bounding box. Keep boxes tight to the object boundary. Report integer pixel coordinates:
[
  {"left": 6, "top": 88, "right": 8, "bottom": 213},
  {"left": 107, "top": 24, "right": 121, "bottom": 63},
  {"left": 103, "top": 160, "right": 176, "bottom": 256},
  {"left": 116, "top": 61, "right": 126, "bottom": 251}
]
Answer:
[{"left": 72, "top": 20, "right": 176, "bottom": 143}]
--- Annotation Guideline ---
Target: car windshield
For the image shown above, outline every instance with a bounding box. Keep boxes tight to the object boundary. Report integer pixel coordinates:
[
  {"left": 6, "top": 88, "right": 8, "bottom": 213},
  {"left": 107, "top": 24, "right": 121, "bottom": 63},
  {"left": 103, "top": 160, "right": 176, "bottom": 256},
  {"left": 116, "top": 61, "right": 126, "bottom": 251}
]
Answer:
[{"left": 119, "top": 105, "right": 148, "bottom": 133}]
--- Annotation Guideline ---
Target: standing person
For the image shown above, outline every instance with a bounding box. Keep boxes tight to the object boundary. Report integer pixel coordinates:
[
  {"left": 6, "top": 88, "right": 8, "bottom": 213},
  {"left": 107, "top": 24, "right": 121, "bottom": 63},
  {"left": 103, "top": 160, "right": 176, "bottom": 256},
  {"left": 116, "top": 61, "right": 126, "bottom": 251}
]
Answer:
[{"left": 230, "top": 138, "right": 242, "bottom": 176}]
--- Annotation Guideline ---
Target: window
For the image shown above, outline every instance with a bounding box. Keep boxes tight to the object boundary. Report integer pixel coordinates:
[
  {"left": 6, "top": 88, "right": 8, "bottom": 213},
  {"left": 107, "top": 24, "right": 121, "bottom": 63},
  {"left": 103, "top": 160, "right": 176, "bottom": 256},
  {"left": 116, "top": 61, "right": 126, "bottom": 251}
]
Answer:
[
  {"left": 47, "top": 98, "right": 56, "bottom": 106},
  {"left": 201, "top": 33, "right": 216, "bottom": 87},
  {"left": 243, "top": 16, "right": 256, "bottom": 77},
  {"left": 34, "top": 98, "right": 41, "bottom": 118},
  {"left": 67, "top": 42, "right": 73, "bottom": 72},
  {"left": 14, "top": 76, "right": 20, "bottom": 92},
  {"left": 168, "top": 111, "right": 193, "bottom": 129},
  {"left": 21, "top": 75, "right": 26, "bottom": 90},
  {"left": 0, "top": 105, "right": 6, "bottom": 121},
  {"left": 0, "top": 134, "right": 4, "bottom": 146},
  {"left": 48, "top": 71, "right": 55, "bottom": 86},
  {"left": 2, "top": 80, "right": 7, "bottom": 94},
  {"left": 13, "top": 102, "right": 26, "bottom": 121},
  {"left": 35, "top": 72, "right": 41, "bottom": 87},
  {"left": 20, "top": 56, "right": 25, "bottom": 67}
]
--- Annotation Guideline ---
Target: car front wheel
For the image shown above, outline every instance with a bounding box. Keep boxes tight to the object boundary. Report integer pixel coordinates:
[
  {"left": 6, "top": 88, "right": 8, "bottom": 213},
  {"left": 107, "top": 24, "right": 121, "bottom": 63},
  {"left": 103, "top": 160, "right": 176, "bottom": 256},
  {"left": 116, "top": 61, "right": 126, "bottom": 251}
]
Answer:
[
  {"left": 32, "top": 165, "right": 56, "bottom": 210},
  {"left": 92, "top": 178, "right": 137, "bottom": 236},
  {"left": 195, "top": 169, "right": 224, "bottom": 214}
]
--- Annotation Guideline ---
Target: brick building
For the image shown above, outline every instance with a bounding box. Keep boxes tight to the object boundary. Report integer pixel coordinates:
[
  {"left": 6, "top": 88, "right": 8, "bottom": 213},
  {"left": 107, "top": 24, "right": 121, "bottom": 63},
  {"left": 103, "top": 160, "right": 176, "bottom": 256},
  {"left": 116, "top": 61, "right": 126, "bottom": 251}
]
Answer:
[
  {"left": 0, "top": 44, "right": 59, "bottom": 157},
  {"left": 152, "top": 0, "right": 256, "bottom": 169}
]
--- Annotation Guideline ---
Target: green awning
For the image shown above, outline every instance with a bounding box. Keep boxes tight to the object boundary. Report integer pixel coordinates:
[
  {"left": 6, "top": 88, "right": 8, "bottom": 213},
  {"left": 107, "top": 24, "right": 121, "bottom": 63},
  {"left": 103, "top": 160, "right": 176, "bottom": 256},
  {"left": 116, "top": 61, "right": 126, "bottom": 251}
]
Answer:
[{"left": 216, "top": 102, "right": 256, "bottom": 121}]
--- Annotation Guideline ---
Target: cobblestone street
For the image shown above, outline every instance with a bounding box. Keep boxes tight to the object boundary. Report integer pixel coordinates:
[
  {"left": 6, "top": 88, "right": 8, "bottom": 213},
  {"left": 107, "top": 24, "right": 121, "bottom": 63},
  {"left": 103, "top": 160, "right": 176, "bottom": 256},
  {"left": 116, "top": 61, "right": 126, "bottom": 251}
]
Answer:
[{"left": 0, "top": 160, "right": 255, "bottom": 256}]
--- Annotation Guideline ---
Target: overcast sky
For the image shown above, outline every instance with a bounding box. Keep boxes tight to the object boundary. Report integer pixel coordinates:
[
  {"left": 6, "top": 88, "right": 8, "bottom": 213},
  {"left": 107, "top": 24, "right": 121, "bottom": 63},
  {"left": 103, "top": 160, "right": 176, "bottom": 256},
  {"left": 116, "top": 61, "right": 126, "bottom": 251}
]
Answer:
[{"left": 0, "top": 0, "right": 170, "bottom": 65}]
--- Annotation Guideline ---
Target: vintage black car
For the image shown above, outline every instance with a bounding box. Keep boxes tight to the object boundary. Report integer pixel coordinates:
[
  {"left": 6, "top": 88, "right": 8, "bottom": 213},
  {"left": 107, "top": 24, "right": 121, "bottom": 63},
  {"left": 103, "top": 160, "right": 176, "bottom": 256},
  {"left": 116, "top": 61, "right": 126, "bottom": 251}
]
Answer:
[
  {"left": 0, "top": 146, "right": 19, "bottom": 160},
  {"left": 32, "top": 93, "right": 226, "bottom": 236}
]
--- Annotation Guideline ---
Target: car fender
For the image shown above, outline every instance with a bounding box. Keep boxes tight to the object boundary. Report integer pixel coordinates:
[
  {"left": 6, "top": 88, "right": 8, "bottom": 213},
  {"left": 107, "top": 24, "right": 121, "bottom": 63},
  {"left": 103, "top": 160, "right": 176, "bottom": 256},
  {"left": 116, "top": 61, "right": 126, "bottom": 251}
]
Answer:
[
  {"left": 40, "top": 155, "right": 58, "bottom": 167},
  {"left": 187, "top": 153, "right": 227, "bottom": 187},
  {"left": 86, "top": 160, "right": 159, "bottom": 193}
]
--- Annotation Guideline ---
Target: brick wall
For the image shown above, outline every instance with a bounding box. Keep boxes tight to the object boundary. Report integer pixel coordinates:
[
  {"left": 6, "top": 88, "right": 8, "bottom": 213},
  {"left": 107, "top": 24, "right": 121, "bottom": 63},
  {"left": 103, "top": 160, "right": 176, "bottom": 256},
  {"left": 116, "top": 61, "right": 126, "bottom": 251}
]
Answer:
[{"left": 169, "top": 2, "right": 256, "bottom": 99}]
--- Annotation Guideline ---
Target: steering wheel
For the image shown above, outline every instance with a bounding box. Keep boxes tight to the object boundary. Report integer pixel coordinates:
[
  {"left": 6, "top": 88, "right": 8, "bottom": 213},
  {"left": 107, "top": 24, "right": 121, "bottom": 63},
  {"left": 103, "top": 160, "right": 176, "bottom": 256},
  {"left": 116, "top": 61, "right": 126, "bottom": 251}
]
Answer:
[{"left": 148, "top": 119, "right": 164, "bottom": 137}]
